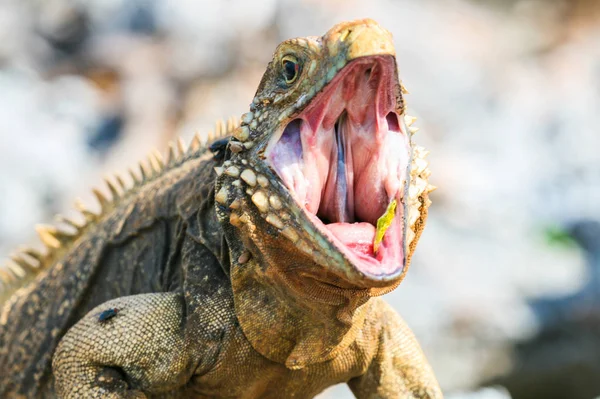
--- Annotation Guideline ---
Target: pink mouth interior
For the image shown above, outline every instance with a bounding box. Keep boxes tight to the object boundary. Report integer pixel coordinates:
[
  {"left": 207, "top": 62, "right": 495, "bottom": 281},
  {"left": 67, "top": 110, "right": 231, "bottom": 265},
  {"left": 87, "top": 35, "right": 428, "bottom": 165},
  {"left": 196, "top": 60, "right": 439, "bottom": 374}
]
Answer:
[{"left": 266, "top": 56, "right": 411, "bottom": 276}]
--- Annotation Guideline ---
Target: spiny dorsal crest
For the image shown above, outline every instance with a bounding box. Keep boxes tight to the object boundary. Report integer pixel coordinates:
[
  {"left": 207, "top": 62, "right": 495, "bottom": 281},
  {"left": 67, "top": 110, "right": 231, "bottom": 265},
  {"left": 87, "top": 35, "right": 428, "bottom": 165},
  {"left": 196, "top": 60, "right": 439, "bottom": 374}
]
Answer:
[{"left": 0, "top": 117, "right": 239, "bottom": 301}]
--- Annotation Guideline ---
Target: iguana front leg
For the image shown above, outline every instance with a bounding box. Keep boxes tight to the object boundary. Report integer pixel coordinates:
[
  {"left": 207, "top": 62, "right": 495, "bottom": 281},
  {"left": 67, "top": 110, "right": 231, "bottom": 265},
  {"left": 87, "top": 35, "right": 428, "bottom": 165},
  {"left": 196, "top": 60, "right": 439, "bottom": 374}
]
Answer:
[
  {"left": 52, "top": 293, "right": 195, "bottom": 398},
  {"left": 348, "top": 300, "right": 443, "bottom": 399}
]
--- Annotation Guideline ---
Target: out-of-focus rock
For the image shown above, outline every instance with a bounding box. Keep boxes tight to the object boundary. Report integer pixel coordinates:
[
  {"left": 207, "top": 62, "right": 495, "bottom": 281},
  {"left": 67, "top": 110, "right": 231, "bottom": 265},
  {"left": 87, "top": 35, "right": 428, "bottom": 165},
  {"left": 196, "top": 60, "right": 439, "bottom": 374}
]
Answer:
[{"left": 486, "top": 221, "right": 600, "bottom": 399}]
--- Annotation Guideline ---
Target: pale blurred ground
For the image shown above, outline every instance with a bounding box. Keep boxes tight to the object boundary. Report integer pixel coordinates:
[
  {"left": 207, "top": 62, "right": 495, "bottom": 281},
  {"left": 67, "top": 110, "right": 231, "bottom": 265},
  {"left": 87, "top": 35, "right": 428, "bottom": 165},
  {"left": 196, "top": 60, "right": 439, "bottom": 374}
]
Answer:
[{"left": 1, "top": 0, "right": 600, "bottom": 397}]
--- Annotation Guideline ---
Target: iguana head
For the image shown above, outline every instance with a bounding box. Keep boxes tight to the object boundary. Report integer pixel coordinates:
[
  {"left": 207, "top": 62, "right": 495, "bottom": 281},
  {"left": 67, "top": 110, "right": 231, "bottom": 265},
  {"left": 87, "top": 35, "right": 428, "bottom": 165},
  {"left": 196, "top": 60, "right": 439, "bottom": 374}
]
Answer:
[{"left": 216, "top": 19, "right": 433, "bottom": 291}]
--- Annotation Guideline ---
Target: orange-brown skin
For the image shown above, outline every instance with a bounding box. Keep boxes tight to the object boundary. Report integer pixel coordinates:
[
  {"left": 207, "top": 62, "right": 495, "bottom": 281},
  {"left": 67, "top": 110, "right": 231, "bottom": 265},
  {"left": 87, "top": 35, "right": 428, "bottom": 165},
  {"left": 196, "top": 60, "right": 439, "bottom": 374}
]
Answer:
[{"left": 0, "top": 19, "right": 441, "bottom": 398}]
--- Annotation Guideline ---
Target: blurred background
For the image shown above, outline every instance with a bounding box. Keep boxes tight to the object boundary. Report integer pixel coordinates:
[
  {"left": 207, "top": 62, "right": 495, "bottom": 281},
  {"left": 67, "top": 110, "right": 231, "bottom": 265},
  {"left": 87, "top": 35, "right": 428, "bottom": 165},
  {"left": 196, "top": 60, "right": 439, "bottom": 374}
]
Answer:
[{"left": 1, "top": 0, "right": 599, "bottom": 397}]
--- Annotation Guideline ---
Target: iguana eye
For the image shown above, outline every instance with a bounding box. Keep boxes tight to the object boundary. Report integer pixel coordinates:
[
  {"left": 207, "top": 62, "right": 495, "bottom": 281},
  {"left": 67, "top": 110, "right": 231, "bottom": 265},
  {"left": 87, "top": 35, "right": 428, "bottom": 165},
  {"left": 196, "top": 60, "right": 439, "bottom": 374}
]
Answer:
[{"left": 281, "top": 55, "right": 300, "bottom": 84}]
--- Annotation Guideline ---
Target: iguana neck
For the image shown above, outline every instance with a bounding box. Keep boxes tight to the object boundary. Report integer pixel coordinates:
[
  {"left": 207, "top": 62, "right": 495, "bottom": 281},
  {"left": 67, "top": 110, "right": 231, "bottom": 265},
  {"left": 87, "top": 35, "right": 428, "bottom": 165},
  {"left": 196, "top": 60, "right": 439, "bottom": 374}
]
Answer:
[{"left": 230, "top": 253, "right": 371, "bottom": 369}]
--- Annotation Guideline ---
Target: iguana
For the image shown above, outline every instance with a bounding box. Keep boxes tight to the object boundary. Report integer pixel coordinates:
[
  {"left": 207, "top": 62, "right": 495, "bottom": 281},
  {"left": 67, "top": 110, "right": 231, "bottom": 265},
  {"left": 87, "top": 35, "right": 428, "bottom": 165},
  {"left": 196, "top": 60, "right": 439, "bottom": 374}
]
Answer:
[{"left": 0, "top": 19, "right": 441, "bottom": 398}]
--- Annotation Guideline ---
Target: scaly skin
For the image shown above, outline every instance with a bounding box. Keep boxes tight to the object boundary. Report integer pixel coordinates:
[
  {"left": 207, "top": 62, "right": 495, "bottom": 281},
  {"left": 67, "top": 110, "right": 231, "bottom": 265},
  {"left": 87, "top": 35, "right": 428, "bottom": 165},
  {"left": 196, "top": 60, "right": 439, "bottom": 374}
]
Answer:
[{"left": 0, "top": 19, "right": 441, "bottom": 398}]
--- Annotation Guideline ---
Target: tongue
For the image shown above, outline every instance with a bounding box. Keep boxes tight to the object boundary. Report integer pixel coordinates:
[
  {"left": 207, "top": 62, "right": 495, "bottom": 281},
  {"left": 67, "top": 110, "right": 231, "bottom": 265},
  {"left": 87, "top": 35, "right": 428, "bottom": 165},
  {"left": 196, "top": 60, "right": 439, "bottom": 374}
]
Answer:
[{"left": 326, "top": 222, "right": 376, "bottom": 257}]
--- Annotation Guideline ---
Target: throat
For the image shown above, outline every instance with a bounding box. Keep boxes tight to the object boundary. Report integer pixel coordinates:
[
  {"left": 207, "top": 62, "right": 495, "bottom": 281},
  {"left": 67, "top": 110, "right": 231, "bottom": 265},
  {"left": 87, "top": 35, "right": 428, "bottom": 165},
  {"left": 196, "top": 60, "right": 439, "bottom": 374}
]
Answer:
[{"left": 230, "top": 254, "right": 371, "bottom": 369}]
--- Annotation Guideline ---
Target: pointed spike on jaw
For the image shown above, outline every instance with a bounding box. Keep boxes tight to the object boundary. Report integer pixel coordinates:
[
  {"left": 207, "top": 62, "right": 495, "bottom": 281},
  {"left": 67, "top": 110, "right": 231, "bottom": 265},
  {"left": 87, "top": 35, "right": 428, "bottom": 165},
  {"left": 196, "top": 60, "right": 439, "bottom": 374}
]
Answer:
[
  {"left": 229, "top": 141, "right": 244, "bottom": 153},
  {"left": 229, "top": 199, "right": 241, "bottom": 210},
  {"left": 251, "top": 191, "right": 269, "bottom": 213},
  {"left": 229, "top": 213, "right": 241, "bottom": 227},
  {"left": 215, "top": 187, "right": 229, "bottom": 205},
  {"left": 240, "top": 169, "right": 257, "bottom": 186},
  {"left": 234, "top": 126, "right": 250, "bottom": 142},
  {"left": 281, "top": 226, "right": 299, "bottom": 243},
  {"left": 266, "top": 213, "right": 284, "bottom": 229}
]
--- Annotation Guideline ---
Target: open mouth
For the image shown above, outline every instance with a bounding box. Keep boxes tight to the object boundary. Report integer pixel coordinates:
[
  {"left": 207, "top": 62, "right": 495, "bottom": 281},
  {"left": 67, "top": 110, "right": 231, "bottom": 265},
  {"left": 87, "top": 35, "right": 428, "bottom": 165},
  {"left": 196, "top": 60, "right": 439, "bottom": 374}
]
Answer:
[{"left": 265, "top": 56, "right": 411, "bottom": 277}]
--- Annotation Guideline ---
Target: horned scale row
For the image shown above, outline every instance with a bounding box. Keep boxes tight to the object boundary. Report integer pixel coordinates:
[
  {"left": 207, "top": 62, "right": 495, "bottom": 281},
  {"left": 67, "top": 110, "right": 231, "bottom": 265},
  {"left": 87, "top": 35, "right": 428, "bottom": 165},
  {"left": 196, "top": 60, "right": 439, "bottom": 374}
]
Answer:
[{"left": 0, "top": 117, "right": 239, "bottom": 299}]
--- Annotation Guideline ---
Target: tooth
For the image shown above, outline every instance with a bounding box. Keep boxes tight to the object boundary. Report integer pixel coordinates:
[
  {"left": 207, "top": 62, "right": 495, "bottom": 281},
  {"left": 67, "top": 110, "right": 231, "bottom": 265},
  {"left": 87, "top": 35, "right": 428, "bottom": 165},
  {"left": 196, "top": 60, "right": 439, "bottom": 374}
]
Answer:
[
  {"left": 214, "top": 166, "right": 224, "bottom": 176},
  {"left": 426, "top": 184, "right": 437, "bottom": 193},
  {"left": 413, "top": 157, "right": 428, "bottom": 175},
  {"left": 251, "top": 191, "right": 269, "bottom": 213},
  {"left": 281, "top": 226, "right": 299, "bottom": 243},
  {"left": 413, "top": 146, "right": 429, "bottom": 159},
  {"left": 225, "top": 166, "right": 240, "bottom": 177},
  {"left": 409, "top": 177, "right": 428, "bottom": 199},
  {"left": 266, "top": 213, "right": 284, "bottom": 229},
  {"left": 409, "top": 127, "right": 419, "bottom": 135},
  {"left": 421, "top": 168, "right": 431, "bottom": 179},
  {"left": 406, "top": 228, "right": 416, "bottom": 245},
  {"left": 269, "top": 195, "right": 283, "bottom": 210},
  {"left": 239, "top": 214, "right": 250, "bottom": 224},
  {"left": 241, "top": 169, "right": 257, "bottom": 186},
  {"left": 404, "top": 115, "right": 417, "bottom": 126},
  {"left": 215, "top": 187, "right": 228, "bottom": 204},
  {"left": 424, "top": 197, "right": 432, "bottom": 208},
  {"left": 408, "top": 205, "right": 420, "bottom": 226}
]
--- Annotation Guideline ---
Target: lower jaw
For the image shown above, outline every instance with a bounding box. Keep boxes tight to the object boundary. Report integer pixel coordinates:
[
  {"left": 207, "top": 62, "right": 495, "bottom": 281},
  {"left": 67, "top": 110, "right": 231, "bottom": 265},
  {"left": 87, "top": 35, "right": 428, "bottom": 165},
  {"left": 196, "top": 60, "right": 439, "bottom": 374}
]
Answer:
[{"left": 305, "top": 211, "right": 404, "bottom": 278}]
